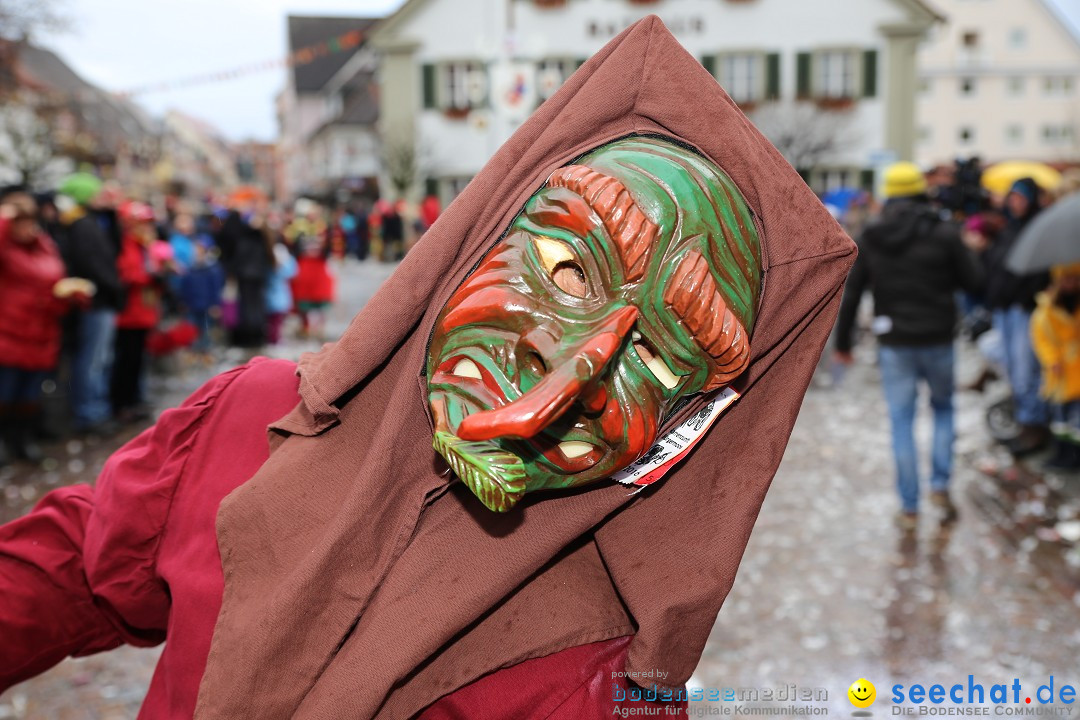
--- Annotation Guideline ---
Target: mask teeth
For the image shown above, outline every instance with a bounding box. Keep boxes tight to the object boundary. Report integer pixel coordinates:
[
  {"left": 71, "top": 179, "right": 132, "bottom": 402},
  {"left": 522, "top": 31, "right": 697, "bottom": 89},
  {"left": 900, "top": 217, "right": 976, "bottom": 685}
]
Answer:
[{"left": 433, "top": 431, "right": 527, "bottom": 512}]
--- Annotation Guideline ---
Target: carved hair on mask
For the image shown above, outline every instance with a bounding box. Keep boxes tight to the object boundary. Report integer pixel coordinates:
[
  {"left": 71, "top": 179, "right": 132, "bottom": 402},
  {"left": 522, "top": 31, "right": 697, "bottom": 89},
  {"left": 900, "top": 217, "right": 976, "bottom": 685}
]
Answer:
[{"left": 426, "top": 136, "right": 762, "bottom": 511}]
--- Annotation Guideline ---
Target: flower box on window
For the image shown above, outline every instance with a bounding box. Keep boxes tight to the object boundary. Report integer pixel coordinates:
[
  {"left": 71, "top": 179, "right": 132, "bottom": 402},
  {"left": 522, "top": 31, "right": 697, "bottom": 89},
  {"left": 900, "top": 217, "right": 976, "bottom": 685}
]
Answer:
[
  {"left": 443, "top": 107, "right": 471, "bottom": 120},
  {"left": 815, "top": 96, "right": 855, "bottom": 111}
]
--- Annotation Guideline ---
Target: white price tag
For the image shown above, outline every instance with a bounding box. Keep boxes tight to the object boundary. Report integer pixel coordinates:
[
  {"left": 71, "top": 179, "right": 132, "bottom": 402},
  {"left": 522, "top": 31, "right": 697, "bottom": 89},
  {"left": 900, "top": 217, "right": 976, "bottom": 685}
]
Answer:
[{"left": 611, "top": 387, "right": 740, "bottom": 488}]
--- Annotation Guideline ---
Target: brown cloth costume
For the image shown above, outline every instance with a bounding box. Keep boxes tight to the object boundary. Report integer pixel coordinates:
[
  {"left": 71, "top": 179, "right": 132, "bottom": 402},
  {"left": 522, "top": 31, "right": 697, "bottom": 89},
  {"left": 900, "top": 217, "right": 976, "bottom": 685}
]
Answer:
[{"left": 195, "top": 17, "right": 856, "bottom": 719}]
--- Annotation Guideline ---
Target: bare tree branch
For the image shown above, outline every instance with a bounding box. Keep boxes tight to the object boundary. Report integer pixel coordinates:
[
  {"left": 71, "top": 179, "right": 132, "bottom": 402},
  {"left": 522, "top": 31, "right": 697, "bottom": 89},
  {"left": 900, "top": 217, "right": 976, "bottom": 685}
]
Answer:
[
  {"left": 751, "top": 101, "right": 858, "bottom": 173},
  {"left": 0, "top": 0, "right": 69, "bottom": 41}
]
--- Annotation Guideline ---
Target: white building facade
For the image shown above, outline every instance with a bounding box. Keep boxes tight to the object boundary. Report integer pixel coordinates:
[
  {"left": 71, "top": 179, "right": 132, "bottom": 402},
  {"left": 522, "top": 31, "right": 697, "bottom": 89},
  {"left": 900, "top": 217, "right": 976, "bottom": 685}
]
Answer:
[
  {"left": 371, "top": 0, "right": 941, "bottom": 202},
  {"left": 916, "top": 0, "right": 1080, "bottom": 167}
]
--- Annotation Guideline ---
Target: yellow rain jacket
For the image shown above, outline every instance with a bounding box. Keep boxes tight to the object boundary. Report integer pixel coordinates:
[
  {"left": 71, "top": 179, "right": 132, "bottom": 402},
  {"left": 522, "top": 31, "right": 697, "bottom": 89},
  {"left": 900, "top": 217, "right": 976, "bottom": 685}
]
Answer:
[{"left": 1032, "top": 291, "right": 1080, "bottom": 403}]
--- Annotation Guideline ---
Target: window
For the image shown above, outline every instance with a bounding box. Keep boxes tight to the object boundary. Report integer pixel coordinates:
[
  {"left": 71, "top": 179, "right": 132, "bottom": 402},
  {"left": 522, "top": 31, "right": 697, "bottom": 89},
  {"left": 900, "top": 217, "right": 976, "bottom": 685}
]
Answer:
[
  {"left": 1044, "top": 76, "right": 1075, "bottom": 97},
  {"left": 959, "top": 77, "right": 977, "bottom": 96},
  {"left": 1006, "top": 76, "right": 1025, "bottom": 97},
  {"left": 961, "top": 30, "right": 980, "bottom": 47},
  {"left": 1042, "top": 124, "right": 1075, "bottom": 146},
  {"left": 958, "top": 126, "right": 976, "bottom": 145},
  {"left": 917, "top": 125, "right": 932, "bottom": 143},
  {"left": 444, "top": 62, "right": 487, "bottom": 110},
  {"left": 421, "top": 61, "right": 488, "bottom": 112},
  {"left": 919, "top": 77, "right": 932, "bottom": 96},
  {"left": 1009, "top": 27, "right": 1027, "bottom": 48},
  {"left": 720, "top": 53, "right": 763, "bottom": 103},
  {"left": 817, "top": 50, "right": 858, "bottom": 99},
  {"left": 1005, "top": 124, "right": 1023, "bottom": 145},
  {"left": 813, "top": 168, "right": 855, "bottom": 194}
]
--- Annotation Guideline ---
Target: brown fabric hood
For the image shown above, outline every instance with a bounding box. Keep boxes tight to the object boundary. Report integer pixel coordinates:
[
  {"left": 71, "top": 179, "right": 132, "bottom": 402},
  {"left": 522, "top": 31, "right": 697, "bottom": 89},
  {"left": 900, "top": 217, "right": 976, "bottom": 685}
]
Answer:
[{"left": 195, "top": 16, "right": 855, "bottom": 720}]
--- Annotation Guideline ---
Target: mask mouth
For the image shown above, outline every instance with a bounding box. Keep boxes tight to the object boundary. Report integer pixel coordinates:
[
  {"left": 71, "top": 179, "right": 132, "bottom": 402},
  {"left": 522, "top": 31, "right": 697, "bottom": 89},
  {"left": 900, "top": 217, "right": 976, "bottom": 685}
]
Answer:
[{"left": 432, "top": 353, "right": 611, "bottom": 476}]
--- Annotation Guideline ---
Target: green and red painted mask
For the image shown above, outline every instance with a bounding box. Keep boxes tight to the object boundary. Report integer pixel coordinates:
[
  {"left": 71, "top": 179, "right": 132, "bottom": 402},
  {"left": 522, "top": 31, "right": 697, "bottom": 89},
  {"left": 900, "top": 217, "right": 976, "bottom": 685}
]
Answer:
[{"left": 427, "top": 136, "right": 762, "bottom": 511}]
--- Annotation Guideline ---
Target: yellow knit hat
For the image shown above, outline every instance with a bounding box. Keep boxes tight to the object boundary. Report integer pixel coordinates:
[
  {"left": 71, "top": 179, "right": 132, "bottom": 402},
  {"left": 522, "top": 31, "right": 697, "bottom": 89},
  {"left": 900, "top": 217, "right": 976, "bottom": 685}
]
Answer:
[{"left": 882, "top": 162, "right": 928, "bottom": 198}]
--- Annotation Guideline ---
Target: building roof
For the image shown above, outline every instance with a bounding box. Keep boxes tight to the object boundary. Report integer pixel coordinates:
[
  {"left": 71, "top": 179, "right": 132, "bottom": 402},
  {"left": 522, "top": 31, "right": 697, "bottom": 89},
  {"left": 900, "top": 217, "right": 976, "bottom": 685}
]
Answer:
[
  {"left": 1036, "top": 0, "right": 1080, "bottom": 48},
  {"left": 15, "top": 43, "right": 158, "bottom": 153},
  {"left": 287, "top": 15, "right": 380, "bottom": 93},
  {"left": 311, "top": 71, "right": 379, "bottom": 138}
]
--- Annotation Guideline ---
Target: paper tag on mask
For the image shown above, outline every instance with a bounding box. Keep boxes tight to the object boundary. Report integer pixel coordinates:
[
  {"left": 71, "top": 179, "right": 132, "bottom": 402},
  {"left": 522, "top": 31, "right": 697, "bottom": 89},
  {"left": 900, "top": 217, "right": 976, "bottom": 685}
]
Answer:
[{"left": 611, "top": 387, "right": 740, "bottom": 487}]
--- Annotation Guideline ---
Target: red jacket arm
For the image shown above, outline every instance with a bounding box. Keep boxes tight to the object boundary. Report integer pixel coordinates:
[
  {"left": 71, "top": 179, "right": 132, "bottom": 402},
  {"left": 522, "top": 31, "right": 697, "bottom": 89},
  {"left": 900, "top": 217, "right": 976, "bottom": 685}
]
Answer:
[
  {"left": 0, "top": 364, "right": 252, "bottom": 692},
  {"left": 0, "top": 485, "right": 124, "bottom": 689}
]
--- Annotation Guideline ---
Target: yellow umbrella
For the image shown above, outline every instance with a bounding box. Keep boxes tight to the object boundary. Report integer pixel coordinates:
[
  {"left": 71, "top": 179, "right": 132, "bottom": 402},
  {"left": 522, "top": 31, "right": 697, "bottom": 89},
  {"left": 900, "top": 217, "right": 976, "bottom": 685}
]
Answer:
[{"left": 981, "top": 161, "right": 1062, "bottom": 195}]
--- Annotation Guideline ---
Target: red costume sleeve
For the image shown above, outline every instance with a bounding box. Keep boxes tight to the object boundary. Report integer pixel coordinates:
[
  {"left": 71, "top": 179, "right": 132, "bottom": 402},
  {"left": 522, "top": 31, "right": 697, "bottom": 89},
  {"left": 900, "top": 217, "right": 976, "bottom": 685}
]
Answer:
[{"left": 0, "top": 367, "right": 245, "bottom": 692}]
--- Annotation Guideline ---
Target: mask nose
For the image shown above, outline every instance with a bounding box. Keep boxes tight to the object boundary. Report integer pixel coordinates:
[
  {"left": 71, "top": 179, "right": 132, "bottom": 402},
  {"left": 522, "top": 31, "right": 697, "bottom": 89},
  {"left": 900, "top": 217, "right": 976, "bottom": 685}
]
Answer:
[{"left": 456, "top": 305, "right": 639, "bottom": 441}]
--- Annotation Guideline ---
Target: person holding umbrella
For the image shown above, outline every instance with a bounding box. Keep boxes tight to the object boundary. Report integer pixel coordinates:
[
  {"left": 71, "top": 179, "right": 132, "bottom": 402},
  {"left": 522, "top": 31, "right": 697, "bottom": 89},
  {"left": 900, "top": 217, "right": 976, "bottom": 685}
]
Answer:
[
  {"left": 1007, "top": 185, "right": 1080, "bottom": 470},
  {"left": 982, "top": 178, "right": 1051, "bottom": 456},
  {"left": 1031, "top": 263, "right": 1080, "bottom": 470}
]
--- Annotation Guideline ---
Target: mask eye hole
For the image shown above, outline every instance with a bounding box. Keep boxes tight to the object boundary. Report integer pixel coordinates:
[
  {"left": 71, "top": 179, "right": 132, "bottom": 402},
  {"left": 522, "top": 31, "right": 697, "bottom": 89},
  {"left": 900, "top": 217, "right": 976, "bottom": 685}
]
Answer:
[
  {"left": 552, "top": 260, "right": 587, "bottom": 298},
  {"left": 533, "top": 236, "right": 589, "bottom": 298}
]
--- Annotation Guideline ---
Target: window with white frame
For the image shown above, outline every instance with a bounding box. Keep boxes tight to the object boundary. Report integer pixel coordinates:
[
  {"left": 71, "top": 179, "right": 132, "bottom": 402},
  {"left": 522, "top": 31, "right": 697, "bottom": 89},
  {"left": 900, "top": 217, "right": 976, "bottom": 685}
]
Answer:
[
  {"left": 919, "top": 77, "right": 932, "bottom": 96},
  {"left": 720, "top": 53, "right": 762, "bottom": 103},
  {"left": 958, "top": 126, "right": 976, "bottom": 145},
  {"left": 1042, "top": 124, "right": 1075, "bottom": 146},
  {"left": 1005, "top": 124, "right": 1023, "bottom": 145},
  {"left": 1006, "top": 76, "right": 1025, "bottom": 97},
  {"left": 443, "top": 61, "right": 487, "bottom": 110},
  {"left": 1044, "top": 76, "right": 1075, "bottom": 97},
  {"left": 1008, "top": 27, "right": 1027, "bottom": 48},
  {"left": 917, "top": 125, "right": 932, "bottom": 144},
  {"left": 959, "top": 77, "right": 977, "bottom": 97},
  {"left": 817, "top": 50, "right": 858, "bottom": 98}
]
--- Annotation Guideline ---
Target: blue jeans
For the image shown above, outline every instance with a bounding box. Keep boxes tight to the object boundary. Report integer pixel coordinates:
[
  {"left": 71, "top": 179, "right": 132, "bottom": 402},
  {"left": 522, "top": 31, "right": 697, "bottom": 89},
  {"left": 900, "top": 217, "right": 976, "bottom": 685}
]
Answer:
[
  {"left": 878, "top": 344, "right": 956, "bottom": 513},
  {"left": 992, "top": 306, "right": 1048, "bottom": 426},
  {"left": 69, "top": 309, "right": 116, "bottom": 428},
  {"left": 0, "top": 366, "right": 47, "bottom": 404}
]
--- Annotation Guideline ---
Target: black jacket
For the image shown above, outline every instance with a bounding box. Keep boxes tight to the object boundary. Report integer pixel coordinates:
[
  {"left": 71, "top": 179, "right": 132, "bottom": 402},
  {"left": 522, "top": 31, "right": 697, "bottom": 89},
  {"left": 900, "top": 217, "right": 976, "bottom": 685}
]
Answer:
[
  {"left": 58, "top": 212, "right": 124, "bottom": 311},
  {"left": 835, "top": 197, "right": 984, "bottom": 352}
]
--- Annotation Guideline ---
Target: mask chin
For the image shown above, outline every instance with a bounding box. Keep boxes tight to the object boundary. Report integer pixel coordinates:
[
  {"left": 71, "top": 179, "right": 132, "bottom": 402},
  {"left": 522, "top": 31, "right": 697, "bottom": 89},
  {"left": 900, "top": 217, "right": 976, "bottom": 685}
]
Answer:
[{"left": 433, "top": 431, "right": 527, "bottom": 512}]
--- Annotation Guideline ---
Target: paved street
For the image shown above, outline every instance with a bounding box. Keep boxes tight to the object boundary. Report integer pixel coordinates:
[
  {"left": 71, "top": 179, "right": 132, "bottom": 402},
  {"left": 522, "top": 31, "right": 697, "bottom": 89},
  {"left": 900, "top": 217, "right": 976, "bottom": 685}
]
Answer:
[{"left": 2, "top": 259, "right": 1079, "bottom": 718}]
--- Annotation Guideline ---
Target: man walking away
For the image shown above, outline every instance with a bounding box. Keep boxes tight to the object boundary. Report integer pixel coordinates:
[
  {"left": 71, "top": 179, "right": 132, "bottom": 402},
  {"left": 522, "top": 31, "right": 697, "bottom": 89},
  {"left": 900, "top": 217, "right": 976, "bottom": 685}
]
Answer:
[
  {"left": 835, "top": 162, "right": 984, "bottom": 530},
  {"left": 55, "top": 173, "right": 124, "bottom": 434}
]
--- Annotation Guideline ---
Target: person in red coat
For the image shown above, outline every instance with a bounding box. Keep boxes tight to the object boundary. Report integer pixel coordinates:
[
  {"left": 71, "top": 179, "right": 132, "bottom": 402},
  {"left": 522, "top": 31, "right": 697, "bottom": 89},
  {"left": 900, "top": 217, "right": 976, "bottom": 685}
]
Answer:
[
  {"left": 111, "top": 201, "right": 162, "bottom": 422},
  {"left": 0, "top": 193, "right": 90, "bottom": 465}
]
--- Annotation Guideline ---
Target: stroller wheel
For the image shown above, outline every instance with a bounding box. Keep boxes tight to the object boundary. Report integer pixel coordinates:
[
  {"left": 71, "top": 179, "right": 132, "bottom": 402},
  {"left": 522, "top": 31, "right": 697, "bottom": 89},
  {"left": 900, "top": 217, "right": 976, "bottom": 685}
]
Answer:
[{"left": 986, "top": 395, "right": 1020, "bottom": 444}]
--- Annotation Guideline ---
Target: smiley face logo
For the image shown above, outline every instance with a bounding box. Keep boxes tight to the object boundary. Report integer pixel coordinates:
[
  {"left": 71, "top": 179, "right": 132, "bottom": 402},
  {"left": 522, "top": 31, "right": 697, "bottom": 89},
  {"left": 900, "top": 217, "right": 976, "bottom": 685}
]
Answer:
[{"left": 848, "top": 678, "right": 876, "bottom": 708}]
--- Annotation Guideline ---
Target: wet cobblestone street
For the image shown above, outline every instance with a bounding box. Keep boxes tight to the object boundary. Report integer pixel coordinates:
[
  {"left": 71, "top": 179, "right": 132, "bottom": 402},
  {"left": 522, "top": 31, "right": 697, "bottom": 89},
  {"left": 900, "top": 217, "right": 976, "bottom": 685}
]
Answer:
[{"left": 2, "top": 260, "right": 1079, "bottom": 718}]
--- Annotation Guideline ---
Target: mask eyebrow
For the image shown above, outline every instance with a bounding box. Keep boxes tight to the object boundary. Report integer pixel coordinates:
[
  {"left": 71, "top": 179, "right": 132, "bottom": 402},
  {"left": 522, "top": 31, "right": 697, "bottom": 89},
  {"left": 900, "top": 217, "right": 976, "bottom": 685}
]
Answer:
[
  {"left": 547, "top": 165, "right": 658, "bottom": 282},
  {"left": 662, "top": 248, "right": 751, "bottom": 390}
]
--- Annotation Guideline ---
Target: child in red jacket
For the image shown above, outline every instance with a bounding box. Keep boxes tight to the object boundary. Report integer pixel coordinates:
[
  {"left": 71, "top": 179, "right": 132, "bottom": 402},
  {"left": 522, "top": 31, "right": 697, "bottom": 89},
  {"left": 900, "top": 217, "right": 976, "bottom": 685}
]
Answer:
[{"left": 111, "top": 201, "right": 162, "bottom": 421}]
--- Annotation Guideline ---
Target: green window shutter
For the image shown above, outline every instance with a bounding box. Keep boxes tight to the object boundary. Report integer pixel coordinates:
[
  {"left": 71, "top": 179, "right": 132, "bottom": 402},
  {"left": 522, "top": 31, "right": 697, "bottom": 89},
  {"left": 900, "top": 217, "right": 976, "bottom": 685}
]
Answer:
[
  {"left": 859, "top": 168, "right": 875, "bottom": 192},
  {"left": 765, "top": 52, "right": 781, "bottom": 100},
  {"left": 424, "top": 177, "right": 439, "bottom": 197},
  {"left": 701, "top": 54, "right": 716, "bottom": 78},
  {"left": 480, "top": 66, "right": 491, "bottom": 108},
  {"left": 575, "top": 57, "right": 587, "bottom": 69},
  {"left": 863, "top": 49, "right": 878, "bottom": 98},
  {"left": 422, "top": 63, "right": 437, "bottom": 109},
  {"left": 796, "top": 52, "right": 812, "bottom": 99}
]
